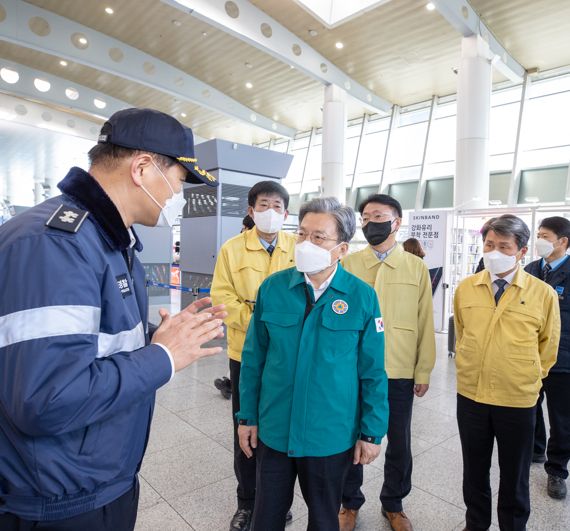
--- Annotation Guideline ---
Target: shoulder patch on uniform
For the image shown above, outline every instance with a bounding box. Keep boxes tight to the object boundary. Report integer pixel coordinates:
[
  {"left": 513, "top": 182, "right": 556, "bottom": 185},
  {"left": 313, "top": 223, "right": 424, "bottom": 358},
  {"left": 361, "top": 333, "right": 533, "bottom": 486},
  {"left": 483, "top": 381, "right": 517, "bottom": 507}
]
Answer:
[
  {"left": 375, "top": 317, "right": 384, "bottom": 333},
  {"left": 45, "top": 204, "right": 89, "bottom": 234}
]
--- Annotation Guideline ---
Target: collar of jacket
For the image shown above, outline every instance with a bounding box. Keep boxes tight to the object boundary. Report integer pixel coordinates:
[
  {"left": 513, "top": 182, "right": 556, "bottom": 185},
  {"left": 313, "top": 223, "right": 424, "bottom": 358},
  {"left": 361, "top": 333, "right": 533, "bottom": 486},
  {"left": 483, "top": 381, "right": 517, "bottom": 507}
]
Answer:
[
  {"left": 288, "top": 262, "right": 350, "bottom": 294},
  {"left": 58, "top": 166, "right": 142, "bottom": 252},
  {"left": 363, "top": 242, "right": 404, "bottom": 269},
  {"left": 474, "top": 266, "right": 528, "bottom": 289},
  {"left": 245, "top": 227, "right": 287, "bottom": 253}
]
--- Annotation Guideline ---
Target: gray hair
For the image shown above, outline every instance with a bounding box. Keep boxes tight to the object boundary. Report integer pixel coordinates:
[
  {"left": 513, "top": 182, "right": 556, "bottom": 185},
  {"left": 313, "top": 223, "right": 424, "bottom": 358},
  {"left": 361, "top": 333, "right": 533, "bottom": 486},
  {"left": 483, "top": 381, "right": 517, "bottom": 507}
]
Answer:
[
  {"left": 482, "top": 214, "right": 530, "bottom": 250},
  {"left": 299, "top": 197, "right": 356, "bottom": 243}
]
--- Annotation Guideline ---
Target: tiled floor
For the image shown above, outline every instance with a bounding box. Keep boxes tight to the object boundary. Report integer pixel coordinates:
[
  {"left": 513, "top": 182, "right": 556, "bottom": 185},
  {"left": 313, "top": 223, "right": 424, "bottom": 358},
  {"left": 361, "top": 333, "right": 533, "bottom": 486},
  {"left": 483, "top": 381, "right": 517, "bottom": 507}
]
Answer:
[{"left": 135, "top": 332, "right": 570, "bottom": 531}]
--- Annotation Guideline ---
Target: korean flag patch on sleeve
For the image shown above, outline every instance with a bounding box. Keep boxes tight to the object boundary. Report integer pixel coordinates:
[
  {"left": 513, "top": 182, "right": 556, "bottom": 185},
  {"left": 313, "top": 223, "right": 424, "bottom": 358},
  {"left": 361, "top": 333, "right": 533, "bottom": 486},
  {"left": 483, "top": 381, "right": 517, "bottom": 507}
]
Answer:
[{"left": 375, "top": 317, "right": 384, "bottom": 333}]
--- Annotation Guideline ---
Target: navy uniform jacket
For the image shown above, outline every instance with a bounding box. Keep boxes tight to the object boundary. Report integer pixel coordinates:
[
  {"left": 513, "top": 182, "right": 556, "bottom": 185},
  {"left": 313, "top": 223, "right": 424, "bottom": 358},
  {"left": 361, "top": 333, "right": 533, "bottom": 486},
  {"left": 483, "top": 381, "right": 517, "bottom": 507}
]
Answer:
[
  {"left": 0, "top": 168, "right": 173, "bottom": 520},
  {"left": 526, "top": 256, "right": 570, "bottom": 372},
  {"left": 237, "top": 265, "right": 389, "bottom": 457}
]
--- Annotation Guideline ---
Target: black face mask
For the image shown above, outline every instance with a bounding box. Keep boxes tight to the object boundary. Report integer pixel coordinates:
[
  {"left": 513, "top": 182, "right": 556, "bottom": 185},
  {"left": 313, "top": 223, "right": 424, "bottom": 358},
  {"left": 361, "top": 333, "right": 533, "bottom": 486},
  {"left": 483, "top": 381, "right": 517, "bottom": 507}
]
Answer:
[{"left": 362, "top": 220, "right": 393, "bottom": 246}]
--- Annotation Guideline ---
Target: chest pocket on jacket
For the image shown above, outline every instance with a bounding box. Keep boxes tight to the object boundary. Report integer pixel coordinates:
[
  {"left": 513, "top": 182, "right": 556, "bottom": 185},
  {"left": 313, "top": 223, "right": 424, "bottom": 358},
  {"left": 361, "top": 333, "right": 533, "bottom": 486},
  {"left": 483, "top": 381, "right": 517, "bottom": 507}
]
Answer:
[
  {"left": 233, "top": 262, "right": 265, "bottom": 301},
  {"left": 384, "top": 280, "right": 419, "bottom": 327},
  {"left": 320, "top": 314, "right": 363, "bottom": 359},
  {"left": 261, "top": 311, "right": 300, "bottom": 334}
]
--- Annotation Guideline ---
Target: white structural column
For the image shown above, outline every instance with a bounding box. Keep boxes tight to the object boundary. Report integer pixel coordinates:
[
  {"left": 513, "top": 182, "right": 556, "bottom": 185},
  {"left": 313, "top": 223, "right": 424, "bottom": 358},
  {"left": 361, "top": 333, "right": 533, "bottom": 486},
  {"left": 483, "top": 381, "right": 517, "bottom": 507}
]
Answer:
[
  {"left": 455, "top": 35, "right": 492, "bottom": 209},
  {"left": 321, "top": 84, "right": 347, "bottom": 200}
]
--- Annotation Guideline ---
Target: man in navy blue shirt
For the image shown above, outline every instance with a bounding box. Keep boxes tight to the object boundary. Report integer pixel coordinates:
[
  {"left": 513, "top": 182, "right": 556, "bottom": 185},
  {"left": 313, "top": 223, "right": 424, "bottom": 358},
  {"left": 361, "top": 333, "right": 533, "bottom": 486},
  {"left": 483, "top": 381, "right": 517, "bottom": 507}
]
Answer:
[
  {"left": 0, "top": 109, "right": 226, "bottom": 530},
  {"left": 525, "top": 216, "right": 570, "bottom": 501}
]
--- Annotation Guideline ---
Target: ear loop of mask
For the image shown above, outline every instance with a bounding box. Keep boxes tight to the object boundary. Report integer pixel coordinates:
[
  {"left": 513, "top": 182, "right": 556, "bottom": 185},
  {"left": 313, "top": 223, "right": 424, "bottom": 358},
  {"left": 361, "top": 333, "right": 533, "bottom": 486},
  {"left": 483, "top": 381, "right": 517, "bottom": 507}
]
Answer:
[{"left": 139, "top": 160, "right": 176, "bottom": 210}]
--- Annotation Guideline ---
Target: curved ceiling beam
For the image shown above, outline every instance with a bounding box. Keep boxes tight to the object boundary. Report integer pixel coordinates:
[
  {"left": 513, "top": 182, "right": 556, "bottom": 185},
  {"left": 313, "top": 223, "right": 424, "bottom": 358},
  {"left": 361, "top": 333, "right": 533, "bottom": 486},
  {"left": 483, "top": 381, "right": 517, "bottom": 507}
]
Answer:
[
  {"left": 162, "top": 0, "right": 393, "bottom": 114},
  {"left": 433, "top": 0, "right": 525, "bottom": 83},
  {"left": 0, "top": 59, "right": 130, "bottom": 121},
  {"left": 0, "top": 0, "right": 296, "bottom": 138}
]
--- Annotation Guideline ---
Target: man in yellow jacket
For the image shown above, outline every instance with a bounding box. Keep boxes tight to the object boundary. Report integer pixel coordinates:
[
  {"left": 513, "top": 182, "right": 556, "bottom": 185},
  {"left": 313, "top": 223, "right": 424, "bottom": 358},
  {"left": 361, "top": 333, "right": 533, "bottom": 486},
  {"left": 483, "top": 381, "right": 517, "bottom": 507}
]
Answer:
[
  {"left": 339, "top": 194, "right": 436, "bottom": 531},
  {"left": 454, "top": 214, "right": 560, "bottom": 531},
  {"left": 210, "top": 180, "right": 296, "bottom": 531}
]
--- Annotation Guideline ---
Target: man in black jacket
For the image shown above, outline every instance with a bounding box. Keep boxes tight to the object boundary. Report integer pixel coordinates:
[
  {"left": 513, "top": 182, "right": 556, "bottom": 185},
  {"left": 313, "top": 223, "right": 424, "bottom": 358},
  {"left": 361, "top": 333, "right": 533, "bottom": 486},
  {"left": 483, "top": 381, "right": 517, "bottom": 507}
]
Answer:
[{"left": 525, "top": 216, "right": 570, "bottom": 500}]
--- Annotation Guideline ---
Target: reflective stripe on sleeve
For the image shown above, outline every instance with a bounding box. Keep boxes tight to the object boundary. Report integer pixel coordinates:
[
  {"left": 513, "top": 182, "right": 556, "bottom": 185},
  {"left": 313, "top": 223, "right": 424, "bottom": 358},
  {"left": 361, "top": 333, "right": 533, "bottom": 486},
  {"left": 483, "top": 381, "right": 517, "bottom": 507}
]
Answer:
[
  {"left": 0, "top": 305, "right": 100, "bottom": 349},
  {"left": 97, "top": 322, "right": 145, "bottom": 358}
]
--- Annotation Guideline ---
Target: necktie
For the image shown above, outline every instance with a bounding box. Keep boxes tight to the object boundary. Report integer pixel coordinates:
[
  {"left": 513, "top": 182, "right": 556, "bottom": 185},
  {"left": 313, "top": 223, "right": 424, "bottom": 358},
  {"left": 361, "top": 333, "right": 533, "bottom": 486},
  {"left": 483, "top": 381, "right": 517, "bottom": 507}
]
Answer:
[
  {"left": 542, "top": 263, "right": 552, "bottom": 282},
  {"left": 494, "top": 279, "right": 507, "bottom": 305},
  {"left": 267, "top": 244, "right": 274, "bottom": 256}
]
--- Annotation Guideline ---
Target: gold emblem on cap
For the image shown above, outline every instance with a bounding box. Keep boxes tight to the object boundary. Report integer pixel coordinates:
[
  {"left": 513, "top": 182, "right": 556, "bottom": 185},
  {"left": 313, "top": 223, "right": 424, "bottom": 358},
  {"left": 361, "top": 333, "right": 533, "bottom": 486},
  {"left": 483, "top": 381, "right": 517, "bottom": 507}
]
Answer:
[{"left": 177, "top": 156, "right": 198, "bottom": 163}]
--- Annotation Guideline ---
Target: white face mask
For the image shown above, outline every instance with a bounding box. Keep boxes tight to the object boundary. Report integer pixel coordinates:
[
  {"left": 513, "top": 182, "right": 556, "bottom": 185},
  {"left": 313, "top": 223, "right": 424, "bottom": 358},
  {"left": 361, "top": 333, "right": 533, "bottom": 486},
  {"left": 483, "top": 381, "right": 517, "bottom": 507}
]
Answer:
[
  {"left": 295, "top": 240, "right": 342, "bottom": 274},
  {"left": 140, "top": 161, "right": 186, "bottom": 227},
  {"left": 483, "top": 250, "right": 518, "bottom": 275},
  {"left": 253, "top": 208, "right": 285, "bottom": 233},
  {"left": 535, "top": 238, "right": 555, "bottom": 259}
]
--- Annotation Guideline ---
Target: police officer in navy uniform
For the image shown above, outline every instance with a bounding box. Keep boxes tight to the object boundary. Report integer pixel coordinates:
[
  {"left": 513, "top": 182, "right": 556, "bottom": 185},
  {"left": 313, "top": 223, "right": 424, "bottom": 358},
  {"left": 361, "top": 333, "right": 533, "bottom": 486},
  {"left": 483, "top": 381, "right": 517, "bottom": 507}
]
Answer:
[
  {"left": 0, "top": 108, "right": 226, "bottom": 530},
  {"left": 526, "top": 216, "right": 570, "bottom": 501}
]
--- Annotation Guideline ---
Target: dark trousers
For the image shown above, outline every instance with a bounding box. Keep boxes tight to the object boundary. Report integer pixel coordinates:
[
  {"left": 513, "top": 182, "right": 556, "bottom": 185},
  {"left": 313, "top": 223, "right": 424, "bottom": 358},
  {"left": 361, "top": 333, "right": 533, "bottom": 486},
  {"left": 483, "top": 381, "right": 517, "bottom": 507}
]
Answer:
[
  {"left": 252, "top": 440, "right": 353, "bottom": 531},
  {"left": 533, "top": 372, "right": 570, "bottom": 480},
  {"left": 230, "top": 358, "right": 257, "bottom": 510},
  {"left": 0, "top": 479, "right": 139, "bottom": 531},
  {"left": 457, "top": 394, "right": 536, "bottom": 531},
  {"left": 342, "top": 379, "right": 414, "bottom": 513}
]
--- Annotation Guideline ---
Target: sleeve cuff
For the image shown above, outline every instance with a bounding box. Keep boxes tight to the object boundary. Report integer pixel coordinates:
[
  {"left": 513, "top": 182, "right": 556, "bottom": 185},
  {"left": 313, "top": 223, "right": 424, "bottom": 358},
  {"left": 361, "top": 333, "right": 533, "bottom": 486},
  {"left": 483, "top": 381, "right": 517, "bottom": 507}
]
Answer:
[
  {"left": 235, "top": 412, "right": 257, "bottom": 425},
  {"left": 360, "top": 434, "right": 382, "bottom": 444},
  {"left": 413, "top": 372, "right": 431, "bottom": 385},
  {"left": 153, "top": 343, "right": 176, "bottom": 382}
]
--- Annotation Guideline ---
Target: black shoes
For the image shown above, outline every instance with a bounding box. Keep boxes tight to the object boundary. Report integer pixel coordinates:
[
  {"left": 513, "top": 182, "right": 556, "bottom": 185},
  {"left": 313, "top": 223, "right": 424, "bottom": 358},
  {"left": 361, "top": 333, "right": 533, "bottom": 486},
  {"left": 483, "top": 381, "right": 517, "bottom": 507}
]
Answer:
[
  {"left": 229, "top": 508, "right": 252, "bottom": 531},
  {"left": 228, "top": 508, "right": 292, "bottom": 530},
  {"left": 547, "top": 475, "right": 567, "bottom": 500},
  {"left": 532, "top": 452, "right": 546, "bottom": 463},
  {"left": 214, "top": 376, "right": 232, "bottom": 400}
]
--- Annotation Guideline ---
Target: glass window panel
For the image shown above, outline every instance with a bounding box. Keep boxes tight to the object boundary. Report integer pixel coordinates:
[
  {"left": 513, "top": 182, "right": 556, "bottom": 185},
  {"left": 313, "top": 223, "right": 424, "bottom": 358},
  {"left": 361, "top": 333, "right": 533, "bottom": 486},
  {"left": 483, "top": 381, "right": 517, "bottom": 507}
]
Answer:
[
  {"left": 345, "top": 136, "right": 359, "bottom": 175},
  {"left": 529, "top": 74, "right": 570, "bottom": 98},
  {"left": 359, "top": 131, "right": 388, "bottom": 173},
  {"left": 288, "top": 194, "right": 301, "bottom": 214},
  {"left": 489, "top": 102, "right": 519, "bottom": 154},
  {"left": 303, "top": 179, "right": 320, "bottom": 193},
  {"left": 399, "top": 107, "right": 430, "bottom": 126},
  {"left": 388, "top": 181, "right": 419, "bottom": 210},
  {"left": 346, "top": 123, "right": 363, "bottom": 139},
  {"left": 524, "top": 90, "right": 570, "bottom": 150},
  {"left": 354, "top": 170, "right": 382, "bottom": 188},
  {"left": 489, "top": 153, "right": 514, "bottom": 172},
  {"left": 489, "top": 172, "right": 511, "bottom": 205},
  {"left": 521, "top": 145, "right": 570, "bottom": 168},
  {"left": 435, "top": 101, "right": 457, "bottom": 119},
  {"left": 355, "top": 185, "right": 379, "bottom": 210},
  {"left": 390, "top": 122, "right": 428, "bottom": 168},
  {"left": 491, "top": 86, "right": 522, "bottom": 106},
  {"left": 271, "top": 140, "right": 289, "bottom": 153},
  {"left": 387, "top": 166, "right": 421, "bottom": 184},
  {"left": 304, "top": 144, "right": 322, "bottom": 182},
  {"left": 367, "top": 116, "right": 391, "bottom": 134},
  {"left": 518, "top": 166, "right": 568, "bottom": 204},
  {"left": 292, "top": 134, "right": 311, "bottom": 150},
  {"left": 424, "top": 178, "right": 453, "bottom": 208},
  {"left": 427, "top": 115, "right": 456, "bottom": 163},
  {"left": 424, "top": 160, "right": 455, "bottom": 180},
  {"left": 284, "top": 148, "right": 306, "bottom": 184}
]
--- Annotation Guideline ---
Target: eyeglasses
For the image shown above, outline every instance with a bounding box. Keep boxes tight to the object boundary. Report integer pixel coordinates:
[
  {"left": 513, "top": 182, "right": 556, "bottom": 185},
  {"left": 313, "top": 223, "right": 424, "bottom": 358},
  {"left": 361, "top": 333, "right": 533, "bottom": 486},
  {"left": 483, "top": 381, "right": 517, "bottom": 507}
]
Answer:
[
  {"left": 295, "top": 229, "right": 339, "bottom": 246},
  {"left": 361, "top": 213, "right": 395, "bottom": 224}
]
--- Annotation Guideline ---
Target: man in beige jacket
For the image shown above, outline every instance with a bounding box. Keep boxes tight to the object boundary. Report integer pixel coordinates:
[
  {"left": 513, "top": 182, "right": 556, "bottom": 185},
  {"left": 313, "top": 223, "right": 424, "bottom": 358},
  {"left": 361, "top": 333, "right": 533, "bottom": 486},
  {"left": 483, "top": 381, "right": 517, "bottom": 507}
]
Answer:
[{"left": 339, "top": 194, "right": 436, "bottom": 531}]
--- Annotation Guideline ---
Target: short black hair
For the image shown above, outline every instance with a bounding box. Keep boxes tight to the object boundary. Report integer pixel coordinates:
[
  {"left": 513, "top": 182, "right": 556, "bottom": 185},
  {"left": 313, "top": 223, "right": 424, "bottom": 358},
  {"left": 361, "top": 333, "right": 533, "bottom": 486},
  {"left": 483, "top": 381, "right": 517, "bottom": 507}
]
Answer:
[
  {"left": 539, "top": 216, "right": 570, "bottom": 249},
  {"left": 242, "top": 214, "right": 255, "bottom": 230},
  {"left": 358, "top": 193, "right": 402, "bottom": 218},
  {"left": 482, "top": 214, "right": 530, "bottom": 250},
  {"left": 88, "top": 143, "right": 176, "bottom": 172},
  {"left": 248, "top": 180, "right": 289, "bottom": 209}
]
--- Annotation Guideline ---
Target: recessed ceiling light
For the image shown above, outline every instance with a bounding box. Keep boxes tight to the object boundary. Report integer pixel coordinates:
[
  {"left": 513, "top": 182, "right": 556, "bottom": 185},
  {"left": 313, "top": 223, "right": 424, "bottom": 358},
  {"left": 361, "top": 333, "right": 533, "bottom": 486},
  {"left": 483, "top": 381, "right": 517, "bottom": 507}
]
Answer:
[
  {"left": 105, "top": 7, "right": 114, "bottom": 15},
  {"left": 180, "top": 112, "right": 187, "bottom": 118},
  {"left": 426, "top": 2, "right": 435, "bottom": 10},
  {"left": 78, "top": 36, "right": 88, "bottom": 45},
  {"left": 93, "top": 98, "right": 107, "bottom": 109},
  {"left": 245, "top": 82, "right": 253, "bottom": 89},
  {"left": 59, "top": 60, "right": 68, "bottom": 67},
  {"left": 65, "top": 87, "right": 79, "bottom": 100},
  {"left": 201, "top": 31, "right": 208, "bottom": 37},
  {"left": 244, "top": 62, "right": 253, "bottom": 69},
  {"left": 308, "top": 29, "right": 318, "bottom": 37},
  {"left": 34, "top": 78, "right": 51, "bottom": 92},
  {"left": 0, "top": 67, "right": 20, "bottom": 84},
  {"left": 172, "top": 19, "right": 182, "bottom": 27},
  {"left": 335, "top": 41, "right": 344, "bottom": 49}
]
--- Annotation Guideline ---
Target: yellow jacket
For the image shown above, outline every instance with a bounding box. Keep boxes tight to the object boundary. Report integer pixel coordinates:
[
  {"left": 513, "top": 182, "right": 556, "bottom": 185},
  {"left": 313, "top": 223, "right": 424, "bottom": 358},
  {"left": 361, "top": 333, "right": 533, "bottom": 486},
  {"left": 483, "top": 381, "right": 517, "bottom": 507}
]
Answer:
[
  {"left": 454, "top": 268, "right": 561, "bottom": 408},
  {"left": 211, "top": 228, "right": 296, "bottom": 362},
  {"left": 342, "top": 244, "right": 436, "bottom": 383}
]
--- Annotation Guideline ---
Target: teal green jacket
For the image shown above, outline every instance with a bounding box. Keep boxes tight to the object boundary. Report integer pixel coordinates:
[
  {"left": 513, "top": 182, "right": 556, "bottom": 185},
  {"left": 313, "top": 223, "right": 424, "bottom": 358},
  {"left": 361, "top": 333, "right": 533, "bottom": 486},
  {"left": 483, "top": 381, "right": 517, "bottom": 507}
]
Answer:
[{"left": 237, "top": 265, "right": 389, "bottom": 457}]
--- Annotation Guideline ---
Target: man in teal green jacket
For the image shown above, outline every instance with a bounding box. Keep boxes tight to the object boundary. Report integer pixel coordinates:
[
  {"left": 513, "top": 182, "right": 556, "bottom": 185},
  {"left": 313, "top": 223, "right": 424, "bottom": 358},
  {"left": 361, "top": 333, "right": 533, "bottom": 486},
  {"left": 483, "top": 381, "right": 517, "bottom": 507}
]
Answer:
[{"left": 237, "top": 197, "right": 389, "bottom": 531}]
